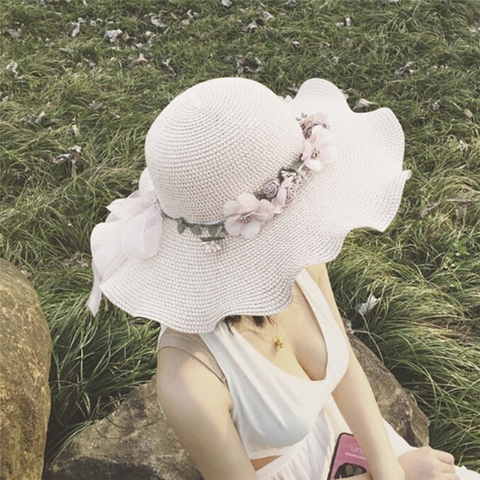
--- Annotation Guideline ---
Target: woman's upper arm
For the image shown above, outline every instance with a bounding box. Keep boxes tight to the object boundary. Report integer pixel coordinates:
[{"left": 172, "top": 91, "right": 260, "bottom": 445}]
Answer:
[{"left": 156, "top": 347, "right": 258, "bottom": 480}]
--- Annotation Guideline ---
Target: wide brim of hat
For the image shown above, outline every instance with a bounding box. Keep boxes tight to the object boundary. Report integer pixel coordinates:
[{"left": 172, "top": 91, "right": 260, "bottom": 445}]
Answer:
[{"left": 91, "top": 79, "right": 411, "bottom": 333}]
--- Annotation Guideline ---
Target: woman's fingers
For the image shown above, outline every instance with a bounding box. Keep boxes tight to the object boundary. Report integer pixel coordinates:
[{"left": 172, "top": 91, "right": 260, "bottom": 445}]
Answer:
[
  {"left": 439, "top": 462, "right": 456, "bottom": 474},
  {"left": 432, "top": 448, "right": 455, "bottom": 465}
]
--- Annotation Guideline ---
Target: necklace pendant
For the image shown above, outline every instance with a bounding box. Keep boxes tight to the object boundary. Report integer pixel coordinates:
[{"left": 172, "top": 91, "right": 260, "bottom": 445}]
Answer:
[{"left": 274, "top": 335, "right": 284, "bottom": 349}]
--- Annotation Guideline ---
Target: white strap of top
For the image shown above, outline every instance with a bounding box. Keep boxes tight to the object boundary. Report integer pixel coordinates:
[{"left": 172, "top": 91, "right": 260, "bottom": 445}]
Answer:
[{"left": 295, "top": 269, "right": 338, "bottom": 327}]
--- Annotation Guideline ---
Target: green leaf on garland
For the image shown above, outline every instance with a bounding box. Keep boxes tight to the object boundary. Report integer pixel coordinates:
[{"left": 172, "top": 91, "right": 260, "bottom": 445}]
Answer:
[
  {"left": 190, "top": 224, "right": 202, "bottom": 235},
  {"left": 291, "top": 160, "right": 302, "bottom": 171},
  {"left": 207, "top": 224, "right": 225, "bottom": 237},
  {"left": 207, "top": 224, "right": 218, "bottom": 237},
  {"left": 177, "top": 222, "right": 186, "bottom": 234}
]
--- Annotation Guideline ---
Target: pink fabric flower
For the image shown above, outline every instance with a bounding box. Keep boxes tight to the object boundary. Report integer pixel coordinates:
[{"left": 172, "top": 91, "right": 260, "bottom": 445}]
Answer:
[
  {"left": 271, "top": 176, "right": 298, "bottom": 213},
  {"left": 262, "top": 178, "right": 280, "bottom": 200},
  {"left": 301, "top": 111, "right": 330, "bottom": 139},
  {"left": 301, "top": 127, "right": 338, "bottom": 172},
  {"left": 224, "top": 193, "right": 275, "bottom": 239}
]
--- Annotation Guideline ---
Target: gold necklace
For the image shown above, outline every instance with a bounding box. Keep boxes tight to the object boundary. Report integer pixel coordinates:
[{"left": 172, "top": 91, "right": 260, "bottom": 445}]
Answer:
[{"left": 237, "top": 318, "right": 284, "bottom": 349}]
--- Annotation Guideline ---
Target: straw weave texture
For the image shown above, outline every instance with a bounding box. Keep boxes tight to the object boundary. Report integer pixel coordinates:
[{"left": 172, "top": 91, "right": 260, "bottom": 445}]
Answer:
[{"left": 91, "top": 78, "right": 411, "bottom": 333}]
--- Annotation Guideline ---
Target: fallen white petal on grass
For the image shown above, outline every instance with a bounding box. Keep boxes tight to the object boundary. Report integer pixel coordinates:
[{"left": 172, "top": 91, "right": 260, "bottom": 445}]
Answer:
[
  {"left": 221, "top": 0, "right": 232, "bottom": 7},
  {"left": 104, "top": 29, "right": 123, "bottom": 43},
  {"left": 162, "top": 57, "right": 175, "bottom": 74},
  {"left": 52, "top": 146, "right": 83, "bottom": 176},
  {"left": 292, "top": 41, "right": 301, "bottom": 48},
  {"left": 21, "top": 114, "right": 36, "bottom": 123},
  {"left": 244, "top": 21, "right": 258, "bottom": 32},
  {"left": 469, "top": 20, "right": 480, "bottom": 35},
  {"left": 150, "top": 14, "right": 167, "bottom": 28},
  {"left": 336, "top": 17, "right": 352, "bottom": 27},
  {"left": 89, "top": 100, "right": 105, "bottom": 111},
  {"left": 52, "top": 154, "right": 70, "bottom": 164},
  {"left": 236, "top": 55, "right": 263, "bottom": 75},
  {"left": 263, "top": 11, "right": 274, "bottom": 22},
  {"left": 7, "top": 28, "right": 21, "bottom": 39},
  {"left": 5, "top": 61, "right": 19, "bottom": 77},
  {"left": 68, "top": 22, "right": 80, "bottom": 37},
  {"left": 130, "top": 53, "right": 148, "bottom": 67},
  {"left": 354, "top": 98, "right": 378, "bottom": 110},
  {"left": 35, "top": 111, "right": 46, "bottom": 124},
  {"left": 395, "top": 61, "right": 415, "bottom": 76},
  {"left": 65, "top": 252, "right": 90, "bottom": 269},
  {"left": 71, "top": 118, "right": 79, "bottom": 137},
  {"left": 430, "top": 99, "right": 441, "bottom": 111},
  {"left": 356, "top": 294, "right": 380, "bottom": 316}
]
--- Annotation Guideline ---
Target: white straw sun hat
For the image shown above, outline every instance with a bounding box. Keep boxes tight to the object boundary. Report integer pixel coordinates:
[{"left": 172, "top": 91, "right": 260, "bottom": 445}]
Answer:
[{"left": 88, "top": 77, "right": 411, "bottom": 333}]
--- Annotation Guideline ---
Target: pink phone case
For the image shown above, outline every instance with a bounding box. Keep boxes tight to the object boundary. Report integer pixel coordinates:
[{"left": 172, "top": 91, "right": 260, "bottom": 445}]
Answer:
[{"left": 327, "top": 433, "right": 369, "bottom": 479}]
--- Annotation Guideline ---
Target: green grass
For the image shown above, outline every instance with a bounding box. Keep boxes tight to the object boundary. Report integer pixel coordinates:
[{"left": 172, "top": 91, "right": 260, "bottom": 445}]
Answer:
[{"left": 1, "top": 0, "right": 479, "bottom": 471}]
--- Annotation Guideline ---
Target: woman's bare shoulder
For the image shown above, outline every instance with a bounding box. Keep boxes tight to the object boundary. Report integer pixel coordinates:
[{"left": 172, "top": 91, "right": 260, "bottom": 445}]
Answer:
[{"left": 156, "top": 342, "right": 233, "bottom": 415}]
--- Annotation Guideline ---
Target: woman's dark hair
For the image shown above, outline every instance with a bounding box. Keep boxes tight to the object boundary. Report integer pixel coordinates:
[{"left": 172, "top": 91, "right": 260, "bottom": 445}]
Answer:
[{"left": 224, "top": 314, "right": 273, "bottom": 329}]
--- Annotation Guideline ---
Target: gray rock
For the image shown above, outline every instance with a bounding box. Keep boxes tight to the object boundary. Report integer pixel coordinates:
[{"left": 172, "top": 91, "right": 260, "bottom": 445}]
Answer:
[
  {"left": 0, "top": 259, "right": 52, "bottom": 480},
  {"left": 44, "top": 377, "right": 202, "bottom": 480},
  {"left": 45, "top": 332, "right": 429, "bottom": 479},
  {"left": 349, "top": 333, "right": 430, "bottom": 447}
]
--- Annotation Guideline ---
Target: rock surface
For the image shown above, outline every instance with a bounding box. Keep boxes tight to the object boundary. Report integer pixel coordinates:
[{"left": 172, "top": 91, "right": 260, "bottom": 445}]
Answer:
[
  {"left": 44, "top": 376, "right": 202, "bottom": 480},
  {"left": 45, "top": 331, "right": 429, "bottom": 479},
  {"left": 0, "top": 259, "right": 52, "bottom": 480},
  {"left": 348, "top": 332, "right": 430, "bottom": 447}
]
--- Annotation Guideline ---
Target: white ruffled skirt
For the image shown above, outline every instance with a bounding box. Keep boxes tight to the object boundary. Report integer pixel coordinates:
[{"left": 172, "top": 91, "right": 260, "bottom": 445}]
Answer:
[{"left": 255, "top": 396, "right": 480, "bottom": 480}]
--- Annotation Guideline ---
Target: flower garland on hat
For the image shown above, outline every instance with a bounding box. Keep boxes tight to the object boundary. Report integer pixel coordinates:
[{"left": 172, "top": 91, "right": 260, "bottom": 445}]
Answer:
[{"left": 164, "top": 110, "right": 338, "bottom": 251}]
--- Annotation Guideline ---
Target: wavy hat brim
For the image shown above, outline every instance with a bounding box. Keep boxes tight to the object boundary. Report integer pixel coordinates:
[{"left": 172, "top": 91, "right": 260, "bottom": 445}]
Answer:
[{"left": 91, "top": 79, "right": 411, "bottom": 333}]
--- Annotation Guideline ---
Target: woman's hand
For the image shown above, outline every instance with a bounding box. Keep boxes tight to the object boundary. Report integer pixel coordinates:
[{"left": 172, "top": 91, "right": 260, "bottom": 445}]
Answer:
[{"left": 398, "top": 447, "right": 459, "bottom": 480}]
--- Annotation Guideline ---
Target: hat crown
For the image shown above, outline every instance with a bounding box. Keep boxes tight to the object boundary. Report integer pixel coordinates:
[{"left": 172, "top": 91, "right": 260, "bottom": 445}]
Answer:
[{"left": 145, "top": 77, "right": 304, "bottom": 222}]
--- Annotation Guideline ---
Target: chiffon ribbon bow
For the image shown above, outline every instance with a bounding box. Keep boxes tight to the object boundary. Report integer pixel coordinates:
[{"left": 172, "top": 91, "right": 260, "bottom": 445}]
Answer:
[{"left": 87, "top": 189, "right": 163, "bottom": 315}]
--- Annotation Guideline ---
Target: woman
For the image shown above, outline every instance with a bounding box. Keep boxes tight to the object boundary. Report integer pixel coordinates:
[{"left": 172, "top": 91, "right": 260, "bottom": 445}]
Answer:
[{"left": 88, "top": 77, "right": 479, "bottom": 479}]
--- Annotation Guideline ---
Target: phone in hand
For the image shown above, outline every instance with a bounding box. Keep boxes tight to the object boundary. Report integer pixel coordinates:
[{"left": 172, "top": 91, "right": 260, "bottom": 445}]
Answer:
[{"left": 327, "top": 432, "right": 369, "bottom": 479}]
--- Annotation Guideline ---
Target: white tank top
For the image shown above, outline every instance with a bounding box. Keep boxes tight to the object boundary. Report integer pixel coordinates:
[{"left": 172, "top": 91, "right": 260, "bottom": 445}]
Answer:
[{"left": 199, "top": 268, "right": 349, "bottom": 460}]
